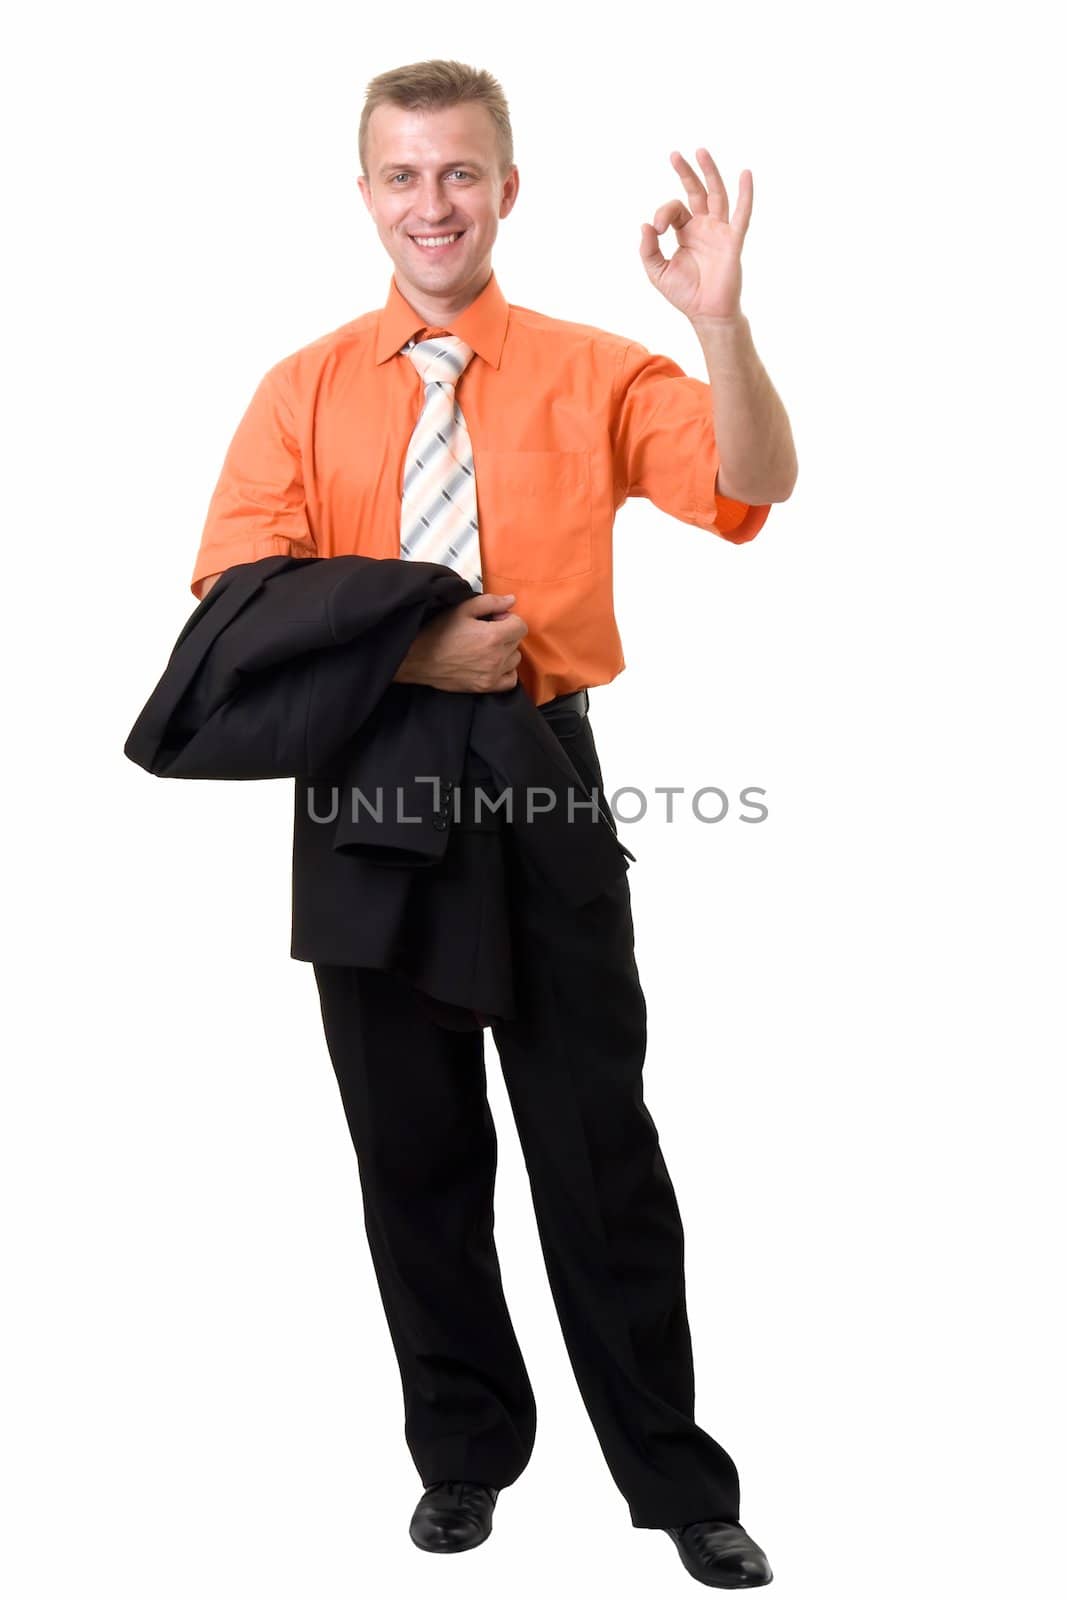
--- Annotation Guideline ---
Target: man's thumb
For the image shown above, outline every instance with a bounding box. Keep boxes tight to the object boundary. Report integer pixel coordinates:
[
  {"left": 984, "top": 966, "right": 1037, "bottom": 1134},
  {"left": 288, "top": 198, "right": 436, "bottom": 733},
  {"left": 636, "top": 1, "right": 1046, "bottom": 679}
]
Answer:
[{"left": 467, "top": 591, "right": 516, "bottom": 615}]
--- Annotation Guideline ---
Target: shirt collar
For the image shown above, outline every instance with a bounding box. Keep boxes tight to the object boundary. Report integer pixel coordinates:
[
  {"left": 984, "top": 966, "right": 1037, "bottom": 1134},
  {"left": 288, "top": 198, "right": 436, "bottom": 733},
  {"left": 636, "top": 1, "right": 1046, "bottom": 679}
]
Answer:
[{"left": 374, "top": 267, "right": 509, "bottom": 370}]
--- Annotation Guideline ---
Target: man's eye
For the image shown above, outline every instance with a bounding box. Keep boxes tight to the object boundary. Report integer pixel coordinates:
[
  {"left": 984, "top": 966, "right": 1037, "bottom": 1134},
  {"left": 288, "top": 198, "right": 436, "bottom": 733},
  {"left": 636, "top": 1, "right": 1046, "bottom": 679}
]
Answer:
[{"left": 390, "top": 170, "right": 473, "bottom": 184}]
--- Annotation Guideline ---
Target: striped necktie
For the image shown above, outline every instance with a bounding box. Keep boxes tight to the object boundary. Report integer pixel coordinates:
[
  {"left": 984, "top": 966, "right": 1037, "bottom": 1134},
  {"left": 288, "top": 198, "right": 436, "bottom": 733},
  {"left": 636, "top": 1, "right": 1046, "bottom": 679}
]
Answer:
[{"left": 399, "top": 334, "right": 483, "bottom": 593}]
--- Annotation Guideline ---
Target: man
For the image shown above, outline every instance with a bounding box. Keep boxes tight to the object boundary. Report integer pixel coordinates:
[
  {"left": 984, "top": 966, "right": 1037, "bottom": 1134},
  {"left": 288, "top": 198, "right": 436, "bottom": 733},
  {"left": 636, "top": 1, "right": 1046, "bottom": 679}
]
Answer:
[{"left": 190, "top": 59, "right": 796, "bottom": 1589}]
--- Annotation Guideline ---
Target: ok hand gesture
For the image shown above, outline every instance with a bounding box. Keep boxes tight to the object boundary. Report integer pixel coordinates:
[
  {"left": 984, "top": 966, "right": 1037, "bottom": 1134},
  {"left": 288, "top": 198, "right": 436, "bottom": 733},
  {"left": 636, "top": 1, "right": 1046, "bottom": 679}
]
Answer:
[{"left": 640, "top": 149, "right": 752, "bottom": 323}]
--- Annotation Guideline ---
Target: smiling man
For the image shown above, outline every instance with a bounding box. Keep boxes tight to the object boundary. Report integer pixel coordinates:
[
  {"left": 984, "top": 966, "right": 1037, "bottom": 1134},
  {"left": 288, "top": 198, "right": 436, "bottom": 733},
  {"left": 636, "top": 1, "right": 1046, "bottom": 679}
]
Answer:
[{"left": 189, "top": 58, "right": 795, "bottom": 1590}]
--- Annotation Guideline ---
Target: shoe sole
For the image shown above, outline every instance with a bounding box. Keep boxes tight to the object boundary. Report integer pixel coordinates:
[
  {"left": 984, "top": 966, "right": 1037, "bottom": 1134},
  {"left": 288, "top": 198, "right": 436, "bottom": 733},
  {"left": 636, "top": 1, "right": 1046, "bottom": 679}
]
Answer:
[{"left": 409, "top": 1524, "right": 492, "bottom": 1554}]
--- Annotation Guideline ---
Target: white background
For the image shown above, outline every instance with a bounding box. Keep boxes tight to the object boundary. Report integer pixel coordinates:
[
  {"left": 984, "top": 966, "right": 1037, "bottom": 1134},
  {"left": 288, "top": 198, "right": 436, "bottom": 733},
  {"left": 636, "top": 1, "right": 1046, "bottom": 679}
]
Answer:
[{"left": 4, "top": 2, "right": 1064, "bottom": 1596}]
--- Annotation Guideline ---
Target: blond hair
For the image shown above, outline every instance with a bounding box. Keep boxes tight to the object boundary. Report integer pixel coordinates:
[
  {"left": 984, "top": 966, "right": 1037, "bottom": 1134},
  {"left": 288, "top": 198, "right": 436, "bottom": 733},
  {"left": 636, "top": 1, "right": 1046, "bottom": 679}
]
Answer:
[{"left": 358, "top": 59, "right": 514, "bottom": 182}]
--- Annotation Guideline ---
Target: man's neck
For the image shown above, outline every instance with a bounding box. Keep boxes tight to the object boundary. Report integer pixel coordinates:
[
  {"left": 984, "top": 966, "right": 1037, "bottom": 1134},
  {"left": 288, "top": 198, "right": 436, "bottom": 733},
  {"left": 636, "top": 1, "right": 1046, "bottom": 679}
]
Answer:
[{"left": 395, "top": 263, "right": 493, "bottom": 329}]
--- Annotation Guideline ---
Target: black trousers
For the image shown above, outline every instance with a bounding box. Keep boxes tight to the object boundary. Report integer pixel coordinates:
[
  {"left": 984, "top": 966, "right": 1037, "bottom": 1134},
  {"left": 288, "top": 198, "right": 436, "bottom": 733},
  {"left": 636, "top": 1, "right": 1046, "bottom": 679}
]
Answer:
[{"left": 312, "top": 713, "right": 741, "bottom": 1529}]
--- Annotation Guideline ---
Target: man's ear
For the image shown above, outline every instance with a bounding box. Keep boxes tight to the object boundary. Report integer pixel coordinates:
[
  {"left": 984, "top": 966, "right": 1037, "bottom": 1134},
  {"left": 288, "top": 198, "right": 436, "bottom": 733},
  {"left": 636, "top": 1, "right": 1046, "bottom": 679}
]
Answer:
[{"left": 499, "top": 166, "right": 520, "bottom": 220}]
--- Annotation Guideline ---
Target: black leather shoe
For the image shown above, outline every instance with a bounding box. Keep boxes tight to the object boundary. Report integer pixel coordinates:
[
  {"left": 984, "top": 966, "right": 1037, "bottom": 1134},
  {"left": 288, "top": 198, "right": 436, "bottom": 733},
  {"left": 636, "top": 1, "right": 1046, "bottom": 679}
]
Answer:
[
  {"left": 409, "top": 1480, "right": 499, "bottom": 1553},
  {"left": 665, "top": 1520, "right": 773, "bottom": 1587}
]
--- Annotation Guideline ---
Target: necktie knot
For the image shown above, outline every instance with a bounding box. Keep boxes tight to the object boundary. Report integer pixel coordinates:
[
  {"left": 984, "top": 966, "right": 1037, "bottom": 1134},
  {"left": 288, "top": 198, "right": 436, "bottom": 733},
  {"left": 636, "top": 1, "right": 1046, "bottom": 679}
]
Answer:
[{"left": 402, "top": 334, "right": 475, "bottom": 388}]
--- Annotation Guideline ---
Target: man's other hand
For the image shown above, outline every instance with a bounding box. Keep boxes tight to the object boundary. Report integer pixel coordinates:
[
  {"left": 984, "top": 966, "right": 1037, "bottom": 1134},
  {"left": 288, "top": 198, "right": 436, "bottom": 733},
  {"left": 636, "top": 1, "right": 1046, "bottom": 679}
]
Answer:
[{"left": 393, "top": 591, "right": 527, "bottom": 693}]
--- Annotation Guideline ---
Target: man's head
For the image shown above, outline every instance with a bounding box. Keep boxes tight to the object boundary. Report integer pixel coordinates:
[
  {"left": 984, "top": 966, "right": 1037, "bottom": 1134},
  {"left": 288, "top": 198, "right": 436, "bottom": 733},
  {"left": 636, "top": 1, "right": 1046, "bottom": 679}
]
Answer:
[{"left": 357, "top": 59, "right": 519, "bottom": 318}]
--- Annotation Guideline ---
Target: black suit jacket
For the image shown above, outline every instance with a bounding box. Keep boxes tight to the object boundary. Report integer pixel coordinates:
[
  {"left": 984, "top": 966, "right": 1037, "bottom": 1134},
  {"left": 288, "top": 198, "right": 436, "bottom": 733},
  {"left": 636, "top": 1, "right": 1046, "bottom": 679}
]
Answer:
[{"left": 124, "top": 554, "right": 634, "bottom": 1029}]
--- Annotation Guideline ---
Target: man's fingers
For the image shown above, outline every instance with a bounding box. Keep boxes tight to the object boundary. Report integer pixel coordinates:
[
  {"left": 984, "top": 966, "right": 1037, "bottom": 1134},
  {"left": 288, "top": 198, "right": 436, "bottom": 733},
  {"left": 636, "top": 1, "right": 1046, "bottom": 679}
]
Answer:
[
  {"left": 494, "top": 613, "right": 528, "bottom": 643},
  {"left": 641, "top": 197, "right": 692, "bottom": 271},
  {"left": 465, "top": 590, "right": 516, "bottom": 615},
  {"left": 639, "top": 221, "right": 667, "bottom": 272},
  {"left": 672, "top": 149, "right": 713, "bottom": 216},
  {"left": 652, "top": 199, "right": 692, "bottom": 234}
]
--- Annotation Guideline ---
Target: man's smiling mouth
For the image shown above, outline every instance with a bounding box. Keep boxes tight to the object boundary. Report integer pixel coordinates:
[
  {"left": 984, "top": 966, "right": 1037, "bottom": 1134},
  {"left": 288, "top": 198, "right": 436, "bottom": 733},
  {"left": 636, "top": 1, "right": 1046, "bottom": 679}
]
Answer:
[{"left": 410, "top": 231, "right": 466, "bottom": 250}]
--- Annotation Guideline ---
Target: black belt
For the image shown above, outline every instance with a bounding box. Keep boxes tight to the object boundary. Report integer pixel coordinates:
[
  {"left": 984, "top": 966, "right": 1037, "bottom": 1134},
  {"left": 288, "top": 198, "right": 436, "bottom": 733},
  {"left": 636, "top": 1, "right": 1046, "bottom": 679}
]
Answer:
[{"left": 537, "top": 687, "right": 589, "bottom": 726}]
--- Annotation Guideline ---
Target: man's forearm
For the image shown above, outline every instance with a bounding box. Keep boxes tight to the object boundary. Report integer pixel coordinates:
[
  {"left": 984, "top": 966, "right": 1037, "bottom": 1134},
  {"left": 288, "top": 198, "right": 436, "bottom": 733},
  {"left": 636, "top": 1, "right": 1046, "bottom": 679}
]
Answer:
[{"left": 691, "top": 312, "right": 797, "bottom": 504}]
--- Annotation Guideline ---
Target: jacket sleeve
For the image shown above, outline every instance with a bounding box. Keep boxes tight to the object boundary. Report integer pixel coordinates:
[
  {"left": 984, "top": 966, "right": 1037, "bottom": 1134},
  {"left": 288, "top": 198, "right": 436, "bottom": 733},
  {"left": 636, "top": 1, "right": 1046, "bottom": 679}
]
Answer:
[{"left": 125, "top": 556, "right": 471, "bottom": 781}]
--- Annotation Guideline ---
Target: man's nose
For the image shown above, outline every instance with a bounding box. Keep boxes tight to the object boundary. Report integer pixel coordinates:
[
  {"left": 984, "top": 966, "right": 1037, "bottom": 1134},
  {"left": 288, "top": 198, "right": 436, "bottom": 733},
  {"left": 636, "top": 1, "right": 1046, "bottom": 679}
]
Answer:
[{"left": 415, "top": 182, "right": 453, "bottom": 220}]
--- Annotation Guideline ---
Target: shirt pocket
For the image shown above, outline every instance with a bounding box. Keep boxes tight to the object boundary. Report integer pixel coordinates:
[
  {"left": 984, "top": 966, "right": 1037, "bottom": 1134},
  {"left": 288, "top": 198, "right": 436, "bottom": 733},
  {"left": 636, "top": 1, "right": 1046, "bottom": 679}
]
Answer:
[{"left": 475, "top": 449, "right": 593, "bottom": 582}]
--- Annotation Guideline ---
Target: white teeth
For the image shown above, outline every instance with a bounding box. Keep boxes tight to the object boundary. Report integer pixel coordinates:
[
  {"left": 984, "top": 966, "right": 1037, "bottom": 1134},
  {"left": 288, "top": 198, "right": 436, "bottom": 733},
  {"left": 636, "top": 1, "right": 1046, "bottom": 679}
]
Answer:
[{"left": 413, "top": 233, "right": 460, "bottom": 248}]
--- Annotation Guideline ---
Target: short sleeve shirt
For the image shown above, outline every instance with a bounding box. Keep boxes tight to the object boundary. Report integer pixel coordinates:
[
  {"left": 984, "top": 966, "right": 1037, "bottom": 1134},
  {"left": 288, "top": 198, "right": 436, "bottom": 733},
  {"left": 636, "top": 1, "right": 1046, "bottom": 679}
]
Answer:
[{"left": 190, "top": 270, "right": 771, "bottom": 706}]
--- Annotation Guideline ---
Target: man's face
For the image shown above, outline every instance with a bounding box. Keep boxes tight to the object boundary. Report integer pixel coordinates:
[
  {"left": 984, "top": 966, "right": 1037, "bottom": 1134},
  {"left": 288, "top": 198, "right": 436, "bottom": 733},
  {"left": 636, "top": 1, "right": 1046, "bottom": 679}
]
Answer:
[{"left": 358, "top": 102, "right": 518, "bottom": 308}]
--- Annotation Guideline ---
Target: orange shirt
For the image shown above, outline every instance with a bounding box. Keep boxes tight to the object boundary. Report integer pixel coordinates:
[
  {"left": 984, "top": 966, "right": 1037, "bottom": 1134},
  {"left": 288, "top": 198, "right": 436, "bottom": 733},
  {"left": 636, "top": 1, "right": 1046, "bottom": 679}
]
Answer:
[{"left": 190, "top": 270, "right": 771, "bottom": 706}]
